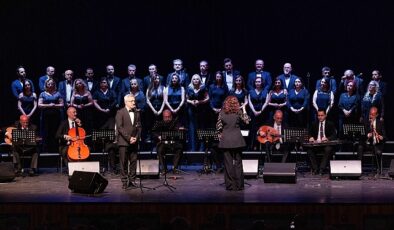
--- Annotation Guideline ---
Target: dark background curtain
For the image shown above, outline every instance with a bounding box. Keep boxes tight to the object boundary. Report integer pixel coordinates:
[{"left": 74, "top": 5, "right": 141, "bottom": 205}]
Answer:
[{"left": 1, "top": 0, "right": 393, "bottom": 139}]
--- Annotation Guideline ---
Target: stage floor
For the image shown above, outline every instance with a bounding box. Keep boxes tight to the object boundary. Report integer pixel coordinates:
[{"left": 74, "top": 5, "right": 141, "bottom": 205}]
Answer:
[{"left": 1, "top": 166, "right": 394, "bottom": 204}]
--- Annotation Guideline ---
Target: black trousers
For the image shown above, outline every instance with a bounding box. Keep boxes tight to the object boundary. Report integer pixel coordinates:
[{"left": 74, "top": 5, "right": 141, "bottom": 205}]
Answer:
[
  {"left": 357, "top": 143, "right": 384, "bottom": 172},
  {"left": 223, "top": 148, "right": 244, "bottom": 191},
  {"left": 307, "top": 145, "right": 334, "bottom": 173},
  {"left": 118, "top": 144, "right": 138, "bottom": 180},
  {"left": 13, "top": 144, "right": 38, "bottom": 170},
  {"left": 156, "top": 142, "right": 183, "bottom": 171},
  {"left": 264, "top": 142, "right": 289, "bottom": 163}
]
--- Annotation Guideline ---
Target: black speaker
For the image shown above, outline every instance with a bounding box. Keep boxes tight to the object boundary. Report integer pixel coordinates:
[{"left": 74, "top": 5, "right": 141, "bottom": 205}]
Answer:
[
  {"left": 68, "top": 171, "right": 108, "bottom": 194},
  {"left": 0, "top": 162, "right": 15, "bottom": 182},
  {"left": 263, "top": 163, "right": 296, "bottom": 183},
  {"left": 388, "top": 159, "right": 394, "bottom": 177}
]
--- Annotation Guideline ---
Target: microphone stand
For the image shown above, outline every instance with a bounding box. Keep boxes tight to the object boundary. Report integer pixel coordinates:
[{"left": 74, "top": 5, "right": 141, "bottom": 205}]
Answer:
[{"left": 135, "top": 141, "right": 155, "bottom": 193}]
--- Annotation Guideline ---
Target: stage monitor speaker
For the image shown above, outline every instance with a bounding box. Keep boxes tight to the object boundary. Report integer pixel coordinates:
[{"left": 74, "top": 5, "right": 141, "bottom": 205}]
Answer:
[
  {"left": 68, "top": 171, "right": 108, "bottom": 194},
  {"left": 242, "top": 159, "right": 259, "bottom": 177},
  {"left": 68, "top": 161, "right": 100, "bottom": 176},
  {"left": 263, "top": 163, "right": 296, "bottom": 183},
  {"left": 387, "top": 159, "right": 394, "bottom": 177},
  {"left": 0, "top": 162, "right": 15, "bottom": 182},
  {"left": 136, "top": 159, "right": 159, "bottom": 178},
  {"left": 330, "top": 160, "right": 361, "bottom": 178}
]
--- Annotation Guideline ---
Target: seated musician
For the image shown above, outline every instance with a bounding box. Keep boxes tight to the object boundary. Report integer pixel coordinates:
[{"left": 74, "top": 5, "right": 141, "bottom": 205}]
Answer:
[
  {"left": 306, "top": 109, "right": 337, "bottom": 175},
  {"left": 152, "top": 109, "right": 184, "bottom": 175},
  {"left": 258, "top": 110, "right": 289, "bottom": 162},
  {"left": 7, "top": 115, "right": 39, "bottom": 176},
  {"left": 357, "top": 106, "right": 386, "bottom": 172},
  {"left": 55, "top": 106, "right": 84, "bottom": 172}
]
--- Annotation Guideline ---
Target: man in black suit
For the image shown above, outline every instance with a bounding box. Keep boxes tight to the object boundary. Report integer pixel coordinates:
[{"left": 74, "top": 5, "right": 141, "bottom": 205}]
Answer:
[
  {"left": 357, "top": 106, "right": 386, "bottom": 173},
  {"left": 106, "top": 65, "right": 122, "bottom": 107},
  {"left": 56, "top": 106, "right": 83, "bottom": 171},
  {"left": 58, "top": 69, "right": 74, "bottom": 108},
  {"left": 84, "top": 67, "right": 99, "bottom": 93},
  {"left": 222, "top": 58, "right": 241, "bottom": 90},
  {"left": 259, "top": 110, "right": 289, "bottom": 163},
  {"left": 306, "top": 109, "right": 337, "bottom": 175},
  {"left": 115, "top": 94, "right": 141, "bottom": 189},
  {"left": 11, "top": 115, "right": 39, "bottom": 176}
]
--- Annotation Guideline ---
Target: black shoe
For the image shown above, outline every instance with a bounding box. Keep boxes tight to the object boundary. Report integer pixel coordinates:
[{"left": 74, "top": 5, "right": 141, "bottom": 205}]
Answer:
[
  {"left": 122, "top": 182, "right": 128, "bottom": 189},
  {"left": 14, "top": 170, "right": 22, "bottom": 177},
  {"left": 28, "top": 169, "right": 37, "bottom": 177},
  {"left": 129, "top": 181, "right": 138, "bottom": 188},
  {"left": 173, "top": 169, "right": 181, "bottom": 174}
]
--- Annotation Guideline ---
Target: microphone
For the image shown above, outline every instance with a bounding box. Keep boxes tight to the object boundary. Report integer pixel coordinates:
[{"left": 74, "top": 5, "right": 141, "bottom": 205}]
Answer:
[{"left": 306, "top": 72, "right": 310, "bottom": 78}]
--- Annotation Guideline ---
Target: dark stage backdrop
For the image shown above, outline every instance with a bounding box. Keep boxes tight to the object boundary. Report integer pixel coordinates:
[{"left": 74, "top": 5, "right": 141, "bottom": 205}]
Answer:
[{"left": 1, "top": 0, "right": 393, "bottom": 139}]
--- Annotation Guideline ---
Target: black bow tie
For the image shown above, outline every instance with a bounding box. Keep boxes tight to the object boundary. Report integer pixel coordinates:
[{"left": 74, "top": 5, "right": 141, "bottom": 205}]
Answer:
[
  {"left": 87, "top": 80, "right": 93, "bottom": 82},
  {"left": 129, "top": 109, "right": 135, "bottom": 113}
]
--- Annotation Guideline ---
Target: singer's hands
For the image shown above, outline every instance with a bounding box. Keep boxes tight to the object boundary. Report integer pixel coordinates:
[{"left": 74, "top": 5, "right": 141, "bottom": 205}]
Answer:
[{"left": 130, "top": 136, "right": 137, "bottom": 144}]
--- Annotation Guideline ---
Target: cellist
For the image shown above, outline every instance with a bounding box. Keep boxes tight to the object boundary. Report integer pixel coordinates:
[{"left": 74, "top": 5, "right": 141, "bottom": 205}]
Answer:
[
  {"left": 56, "top": 106, "right": 88, "bottom": 172},
  {"left": 257, "top": 110, "right": 289, "bottom": 162}
]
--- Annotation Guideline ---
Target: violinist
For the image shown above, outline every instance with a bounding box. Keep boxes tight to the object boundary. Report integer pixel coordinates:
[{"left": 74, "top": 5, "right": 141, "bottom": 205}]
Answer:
[
  {"left": 306, "top": 109, "right": 337, "bottom": 175},
  {"left": 357, "top": 106, "right": 386, "bottom": 172},
  {"left": 258, "top": 110, "right": 289, "bottom": 163},
  {"left": 56, "top": 106, "right": 84, "bottom": 172},
  {"left": 8, "top": 115, "right": 39, "bottom": 176}
]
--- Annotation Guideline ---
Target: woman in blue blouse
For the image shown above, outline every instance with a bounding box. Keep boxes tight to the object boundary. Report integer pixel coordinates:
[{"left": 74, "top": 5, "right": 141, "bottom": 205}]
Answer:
[
  {"left": 265, "top": 78, "right": 288, "bottom": 124},
  {"left": 93, "top": 77, "right": 117, "bottom": 129},
  {"left": 17, "top": 80, "right": 38, "bottom": 119},
  {"left": 287, "top": 78, "right": 309, "bottom": 127},
  {"left": 361, "top": 80, "right": 384, "bottom": 122},
  {"left": 186, "top": 74, "right": 209, "bottom": 151},
  {"left": 312, "top": 77, "right": 334, "bottom": 121},
  {"left": 38, "top": 78, "right": 64, "bottom": 152},
  {"left": 248, "top": 77, "right": 268, "bottom": 150},
  {"left": 164, "top": 73, "right": 186, "bottom": 126},
  {"left": 338, "top": 81, "right": 359, "bottom": 137},
  {"left": 208, "top": 71, "right": 229, "bottom": 127},
  {"left": 71, "top": 78, "right": 94, "bottom": 136},
  {"left": 229, "top": 75, "right": 249, "bottom": 136},
  {"left": 146, "top": 74, "right": 166, "bottom": 142}
]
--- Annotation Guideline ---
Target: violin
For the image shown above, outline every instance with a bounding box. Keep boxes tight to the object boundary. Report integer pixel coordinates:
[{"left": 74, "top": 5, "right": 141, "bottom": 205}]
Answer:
[
  {"left": 257, "top": 125, "right": 281, "bottom": 143},
  {"left": 67, "top": 124, "right": 90, "bottom": 161}
]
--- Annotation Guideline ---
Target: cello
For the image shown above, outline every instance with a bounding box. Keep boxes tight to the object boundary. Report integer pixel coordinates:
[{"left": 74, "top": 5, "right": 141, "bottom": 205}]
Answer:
[
  {"left": 67, "top": 122, "right": 90, "bottom": 161},
  {"left": 257, "top": 125, "right": 281, "bottom": 144}
]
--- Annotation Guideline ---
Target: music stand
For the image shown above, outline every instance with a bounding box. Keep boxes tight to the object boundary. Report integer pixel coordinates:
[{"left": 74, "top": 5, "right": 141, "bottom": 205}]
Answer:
[
  {"left": 343, "top": 124, "right": 365, "bottom": 155},
  {"left": 197, "top": 129, "right": 218, "bottom": 175},
  {"left": 284, "top": 128, "right": 309, "bottom": 173},
  {"left": 153, "top": 130, "right": 185, "bottom": 192},
  {"left": 92, "top": 129, "right": 115, "bottom": 174},
  {"left": 12, "top": 129, "right": 37, "bottom": 175}
]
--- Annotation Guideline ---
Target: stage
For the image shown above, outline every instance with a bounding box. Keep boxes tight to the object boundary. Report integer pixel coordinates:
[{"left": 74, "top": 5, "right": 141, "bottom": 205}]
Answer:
[
  {"left": 2, "top": 165, "right": 394, "bottom": 229},
  {"left": 1, "top": 167, "right": 394, "bottom": 204}
]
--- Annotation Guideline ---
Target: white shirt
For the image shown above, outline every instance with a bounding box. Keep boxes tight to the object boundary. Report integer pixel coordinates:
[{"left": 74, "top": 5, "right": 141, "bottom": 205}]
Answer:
[
  {"left": 66, "top": 82, "right": 73, "bottom": 103},
  {"left": 127, "top": 108, "right": 135, "bottom": 125},
  {"left": 273, "top": 122, "right": 283, "bottom": 143},
  {"left": 225, "top": 73, "right": 233, "bottom": 90},
  {"left": 68, "top": 119, "right": 75, "bottom": 129},
  {"left": 317, "top": 120, "right": 326, "bottom": 141}
]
